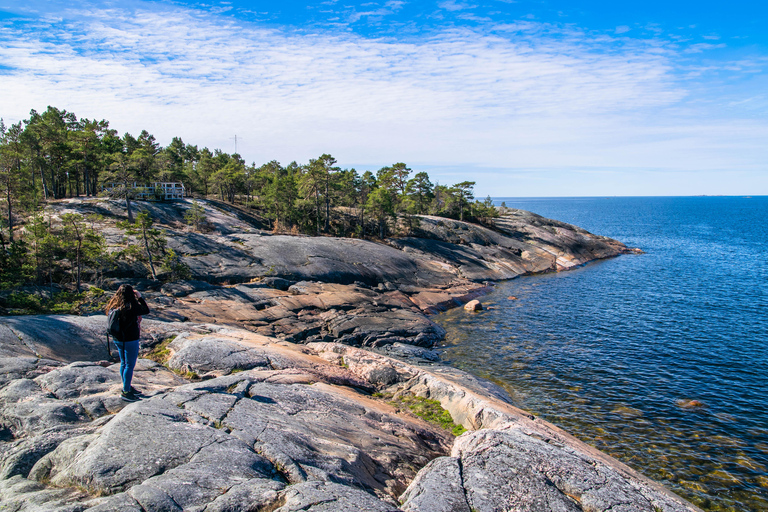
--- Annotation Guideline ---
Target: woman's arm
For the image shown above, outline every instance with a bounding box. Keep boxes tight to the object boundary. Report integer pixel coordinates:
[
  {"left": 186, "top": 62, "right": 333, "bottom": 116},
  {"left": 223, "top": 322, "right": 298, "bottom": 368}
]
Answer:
[{"left": 136, "top": 297, "right": 150, "bottom": 316}]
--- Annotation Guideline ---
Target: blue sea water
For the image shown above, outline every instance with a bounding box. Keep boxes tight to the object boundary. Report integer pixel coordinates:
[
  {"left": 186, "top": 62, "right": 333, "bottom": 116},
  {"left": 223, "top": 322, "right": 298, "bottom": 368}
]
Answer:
[{"left": 434, "top": 196, "right": 768, "bottom": 511}]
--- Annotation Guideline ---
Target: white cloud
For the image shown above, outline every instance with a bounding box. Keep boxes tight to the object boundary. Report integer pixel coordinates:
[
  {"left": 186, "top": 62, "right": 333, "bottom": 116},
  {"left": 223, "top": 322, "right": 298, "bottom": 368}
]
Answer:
[
  {"left": 0, "top": 4, "right": 765, "bottom": 195},
  {"left": 438, "top": 1, "right": 476, "bottom": 12},
  {"left": 685, "top": 42, "right": 727, "bottom": 54},
  {"left": 345, "top": 0, "right": 406, "bottom": 22},
  {"left": 615, "top": 25, "right": 630, "bottom": 34}
]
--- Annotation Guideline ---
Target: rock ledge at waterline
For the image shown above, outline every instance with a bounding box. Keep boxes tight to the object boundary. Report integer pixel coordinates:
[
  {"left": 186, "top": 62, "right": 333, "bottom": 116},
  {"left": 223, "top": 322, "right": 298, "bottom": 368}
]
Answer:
[{"left": 0, "top": 200, "right": 697, "bottom": 512}]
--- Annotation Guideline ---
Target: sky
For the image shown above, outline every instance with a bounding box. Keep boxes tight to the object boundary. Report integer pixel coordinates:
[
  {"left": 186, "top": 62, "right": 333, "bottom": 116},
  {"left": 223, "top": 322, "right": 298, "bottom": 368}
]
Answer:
[{"left": 0, "top": 0, "right": 766, "bottom": 197}]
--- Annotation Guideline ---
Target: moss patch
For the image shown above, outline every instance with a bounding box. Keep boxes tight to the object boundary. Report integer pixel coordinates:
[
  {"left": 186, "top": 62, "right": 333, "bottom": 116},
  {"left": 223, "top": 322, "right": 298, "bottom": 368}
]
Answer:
[
  {"left": 144, "top": 336, "right": 198, "bottom": 380},
  {"left": 172, "top": 369, "right": 199, "bottom": 380},
  {"left": 145, "top": 335, "right": 176, "bottom": 364},
  {"left": 390, "top": 394, "right": 466, "bottom": 436}
]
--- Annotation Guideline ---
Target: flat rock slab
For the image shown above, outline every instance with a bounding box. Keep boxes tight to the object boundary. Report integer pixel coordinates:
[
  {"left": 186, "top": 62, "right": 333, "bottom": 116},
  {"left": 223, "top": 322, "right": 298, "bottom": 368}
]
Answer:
[
  {"left": 167, "top": 335, "right": 271, "bottom": 374},
  {"left": 0, "top": 316, "right": 182, "bottom": 363},
  {"left": 0, "top": 324, "right": 462, "bottom": 512},
  {"left": 4, "top": 371, "right": 450, "bottom": 511}
]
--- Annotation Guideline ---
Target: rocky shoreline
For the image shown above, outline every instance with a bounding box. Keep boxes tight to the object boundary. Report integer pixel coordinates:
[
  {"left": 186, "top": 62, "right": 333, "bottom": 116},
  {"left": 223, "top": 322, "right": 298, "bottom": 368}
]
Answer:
[{"left": 0, "top": 199, "right": 698, "bottom": 512}]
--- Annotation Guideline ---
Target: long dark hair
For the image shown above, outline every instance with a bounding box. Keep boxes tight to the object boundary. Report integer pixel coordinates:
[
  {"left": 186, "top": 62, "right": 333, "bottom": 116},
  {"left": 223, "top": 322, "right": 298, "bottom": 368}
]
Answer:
[{"left": 105, "top": 284, "right": 139, "bottom": 314}]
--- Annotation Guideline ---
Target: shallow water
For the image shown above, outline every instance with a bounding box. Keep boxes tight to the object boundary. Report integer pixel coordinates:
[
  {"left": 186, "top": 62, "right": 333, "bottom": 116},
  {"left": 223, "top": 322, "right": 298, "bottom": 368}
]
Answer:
[{"left": 434, "top": 196, "right": 768, "bottom": 511}]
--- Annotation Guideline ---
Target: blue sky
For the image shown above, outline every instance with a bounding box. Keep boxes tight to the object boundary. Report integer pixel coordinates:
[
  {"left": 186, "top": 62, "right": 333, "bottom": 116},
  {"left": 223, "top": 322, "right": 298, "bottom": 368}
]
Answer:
[{"left": 1, "top": 0, "right": 766, "bottom": 196}]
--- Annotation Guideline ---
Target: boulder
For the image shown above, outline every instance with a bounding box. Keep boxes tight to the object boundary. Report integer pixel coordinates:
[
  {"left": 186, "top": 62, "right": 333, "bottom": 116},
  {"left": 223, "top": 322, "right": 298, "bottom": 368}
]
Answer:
[
  {"left": 160, "top": 280, "right": 214, "bottom": 297},
  {"left": 261, "top": 277, "right": 295, "bottom": 291},
  {"left": 403, "top": 426, "right": 698, "bottom": 512},
  {"left": 463, "top": 300, "right": 482, "bottom": 312}
]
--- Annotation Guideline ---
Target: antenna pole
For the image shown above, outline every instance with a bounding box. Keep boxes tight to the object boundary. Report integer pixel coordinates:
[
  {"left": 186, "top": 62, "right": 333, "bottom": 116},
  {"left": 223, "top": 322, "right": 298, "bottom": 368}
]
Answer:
[{"left": 230, "top": 135, "right": 244, "bottom": 155}]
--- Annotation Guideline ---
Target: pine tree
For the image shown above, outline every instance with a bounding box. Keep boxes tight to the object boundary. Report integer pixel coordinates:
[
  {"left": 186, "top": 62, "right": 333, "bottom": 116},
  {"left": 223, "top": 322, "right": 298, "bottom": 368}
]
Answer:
[{"left": 118, "top": 211, "right": 164, "bottom": 280}]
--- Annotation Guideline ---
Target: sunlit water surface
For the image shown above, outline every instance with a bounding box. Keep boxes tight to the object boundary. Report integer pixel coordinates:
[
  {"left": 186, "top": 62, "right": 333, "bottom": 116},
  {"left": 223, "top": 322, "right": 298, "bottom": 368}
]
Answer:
[{"left": 434, "top": 197, "right": 768, "bottom": 511}]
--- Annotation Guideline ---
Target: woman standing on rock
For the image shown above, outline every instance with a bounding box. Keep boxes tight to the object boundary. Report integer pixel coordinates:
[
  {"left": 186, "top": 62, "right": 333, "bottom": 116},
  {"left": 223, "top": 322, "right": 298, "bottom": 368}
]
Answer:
[{"left": 105, "top": 285, "right": 150, "bottom": 402}]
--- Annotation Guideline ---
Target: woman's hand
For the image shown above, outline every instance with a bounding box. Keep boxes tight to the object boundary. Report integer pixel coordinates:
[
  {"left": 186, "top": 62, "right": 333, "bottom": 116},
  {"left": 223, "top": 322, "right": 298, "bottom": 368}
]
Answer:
[{"left": 134, "top": 290, "right": 142, "bottom": 299}]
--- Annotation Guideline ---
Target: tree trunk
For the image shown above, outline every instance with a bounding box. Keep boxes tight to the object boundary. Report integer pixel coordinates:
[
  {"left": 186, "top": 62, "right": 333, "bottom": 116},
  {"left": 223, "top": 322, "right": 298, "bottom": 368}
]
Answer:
[
  {"left": 126, "top": 196, "right": 134, "bottom": 222},
  {"left": 6, "top": 185, "right": 12, "bottom": 242},
  {"left": 83, "top": 148, "right": 89, "bottom": 196},
  {"left": 142, "top": 228, "right": 158, "bottom": 280},
  {"left": 31, "top": 159, "right": 37, "bottom": 205},
  {"left": 51, "top": 166, "right": 57, "bottom": 199},
  {"left": 40, "top": 167, "right": 48, "bottom": 201},
  {"left": 76, "top": 239, "right": 82, "bottom": 292},
  {"left": 324, "top": 181, "right": 330, "bottom": 233}
]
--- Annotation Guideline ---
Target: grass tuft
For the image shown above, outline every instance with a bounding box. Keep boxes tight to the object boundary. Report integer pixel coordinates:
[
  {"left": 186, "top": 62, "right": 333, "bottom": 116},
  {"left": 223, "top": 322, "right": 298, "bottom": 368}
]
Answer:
[{"left": 145, "top": 335, "right": 175, "bottom": 364}]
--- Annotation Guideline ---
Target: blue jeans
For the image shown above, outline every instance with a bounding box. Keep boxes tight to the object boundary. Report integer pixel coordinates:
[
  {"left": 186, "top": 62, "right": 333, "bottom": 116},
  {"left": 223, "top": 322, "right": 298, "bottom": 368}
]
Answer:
[{"left": 114, "top": 339, "right": 139, "bottom": 393}]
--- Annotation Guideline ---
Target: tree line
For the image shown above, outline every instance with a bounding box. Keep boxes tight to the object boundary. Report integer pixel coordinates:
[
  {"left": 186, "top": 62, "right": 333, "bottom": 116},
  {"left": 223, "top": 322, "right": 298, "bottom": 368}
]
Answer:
[{"left": 0, "top": 106, "right": 498, "bottom": 291}]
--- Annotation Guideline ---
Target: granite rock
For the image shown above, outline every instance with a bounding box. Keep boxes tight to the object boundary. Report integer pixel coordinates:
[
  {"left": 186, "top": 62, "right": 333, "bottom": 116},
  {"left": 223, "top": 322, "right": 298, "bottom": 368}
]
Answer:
[
  {"left": 0, "top": 321, "right": 701, "bottom": 512},
  {"left": 400, "top": 426, "right": 697, "bottom": 512},
  {"left": 463, "top": 300, "right": 482, "bottom": 312}
]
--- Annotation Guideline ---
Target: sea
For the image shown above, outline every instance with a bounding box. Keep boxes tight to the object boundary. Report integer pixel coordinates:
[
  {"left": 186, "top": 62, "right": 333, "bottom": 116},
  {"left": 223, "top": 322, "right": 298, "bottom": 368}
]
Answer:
[{"left": 433, "top": 196, "right": 768, "bottom": 512}]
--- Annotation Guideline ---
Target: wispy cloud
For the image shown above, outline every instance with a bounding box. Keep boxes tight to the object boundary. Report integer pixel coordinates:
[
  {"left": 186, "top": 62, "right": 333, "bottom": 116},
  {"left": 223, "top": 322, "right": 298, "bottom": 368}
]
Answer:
[
  {"left": 685, "top": 42, "right": 727, "bottom": 53},
  {"left": 438, "top": 1, "right": 476, "bottom": 12},
  {"left": 344, "top": 0, "right": 406, "bottom": 23},
  {"left": 0, "top": 3, "right": 765, "bottom": 195}
]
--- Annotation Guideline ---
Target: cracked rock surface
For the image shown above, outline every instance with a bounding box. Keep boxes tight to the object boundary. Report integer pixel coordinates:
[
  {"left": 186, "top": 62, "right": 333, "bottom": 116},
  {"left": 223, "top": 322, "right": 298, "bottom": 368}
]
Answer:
[
  {"left": 0, "top": 318, "right": 700, "bottom": 511},
  {"left": 0, "top": 320, "right": 453, "bottom": 511}
]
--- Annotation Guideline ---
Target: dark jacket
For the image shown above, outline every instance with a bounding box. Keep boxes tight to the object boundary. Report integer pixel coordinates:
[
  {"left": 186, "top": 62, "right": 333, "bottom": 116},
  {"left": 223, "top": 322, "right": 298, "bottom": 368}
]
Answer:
[{"left": 118, "top": 297, "right": 150, "bottom": 342}]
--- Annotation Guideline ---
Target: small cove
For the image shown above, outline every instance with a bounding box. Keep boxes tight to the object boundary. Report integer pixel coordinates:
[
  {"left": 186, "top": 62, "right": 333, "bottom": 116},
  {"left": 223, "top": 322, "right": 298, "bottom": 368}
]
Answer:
[{"left": 434, "top": 196, "right": 768, "bottom": 512}]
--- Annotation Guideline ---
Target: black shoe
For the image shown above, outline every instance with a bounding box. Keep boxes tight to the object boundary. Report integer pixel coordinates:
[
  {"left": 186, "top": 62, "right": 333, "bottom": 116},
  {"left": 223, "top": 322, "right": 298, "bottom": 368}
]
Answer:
[
  {"left": 120, "top": 390, "right": 141, "bottom": 402},
  {"left": 129, "top": 386, "right": 144, "bottom": 396}
]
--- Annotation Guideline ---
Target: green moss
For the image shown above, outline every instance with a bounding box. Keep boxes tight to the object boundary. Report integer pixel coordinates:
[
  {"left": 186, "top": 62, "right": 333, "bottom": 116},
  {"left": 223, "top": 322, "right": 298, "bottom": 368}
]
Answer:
[
  {"left": 145, "top": 335, "right": 198, "bottom": 380},
  {"left": 145, "top": 335, "right": 176, "bottom": 364},
  {"left": 390, "top": 394, "right": 466, "bottom": 436},
  {"left": 172, "top": 369, "right": 199, "bottom": 380}
]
